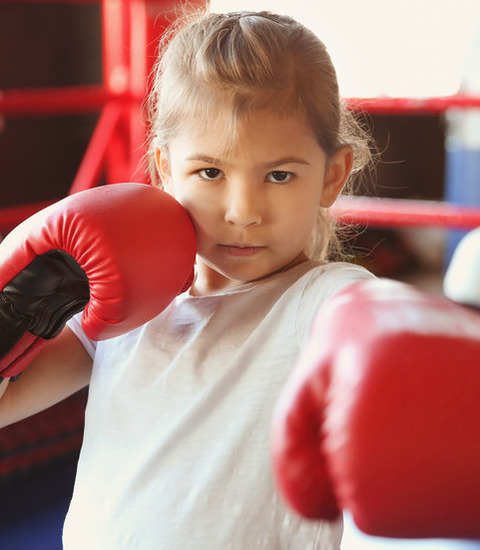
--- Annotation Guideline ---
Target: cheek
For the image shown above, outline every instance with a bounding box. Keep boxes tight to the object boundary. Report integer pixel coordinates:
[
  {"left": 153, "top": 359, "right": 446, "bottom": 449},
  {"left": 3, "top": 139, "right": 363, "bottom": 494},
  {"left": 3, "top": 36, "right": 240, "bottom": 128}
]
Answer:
[
  {"left": 282, "top": 188, "right": 320, "bottom": 226},
  {"left": 280, "top": 196, "right": 320, "bottom": 247},
  {"left": 172, "top": 190, "right": 218, "bottom": 242}
]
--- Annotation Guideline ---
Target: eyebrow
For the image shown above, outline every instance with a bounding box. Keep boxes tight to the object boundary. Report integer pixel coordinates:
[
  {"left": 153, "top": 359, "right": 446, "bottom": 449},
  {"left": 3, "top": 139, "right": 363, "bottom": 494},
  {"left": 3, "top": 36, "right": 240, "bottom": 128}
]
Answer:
[
  {"left": 185, "top": 154, "right": 311, "bottom": 167},
  {"left": 185, "top": 154, "right": 220, "bottom": 164},
  {"left": 263, "top": 157, "right": 311, "bottom": 168}
]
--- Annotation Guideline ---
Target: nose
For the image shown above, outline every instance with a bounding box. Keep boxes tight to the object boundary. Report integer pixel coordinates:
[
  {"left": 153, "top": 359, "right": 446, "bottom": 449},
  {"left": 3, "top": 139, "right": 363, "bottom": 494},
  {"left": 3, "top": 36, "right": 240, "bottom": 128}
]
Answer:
[{"left": 224, "top": 181, "right": 262, "bottom": 228}]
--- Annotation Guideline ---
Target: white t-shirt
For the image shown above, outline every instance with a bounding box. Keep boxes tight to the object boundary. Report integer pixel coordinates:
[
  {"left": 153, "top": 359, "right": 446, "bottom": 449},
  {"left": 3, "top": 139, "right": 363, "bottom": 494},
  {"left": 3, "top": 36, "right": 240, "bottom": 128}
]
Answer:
[{"left": 64, "top": 260, "right": 373, "bottom": 549}]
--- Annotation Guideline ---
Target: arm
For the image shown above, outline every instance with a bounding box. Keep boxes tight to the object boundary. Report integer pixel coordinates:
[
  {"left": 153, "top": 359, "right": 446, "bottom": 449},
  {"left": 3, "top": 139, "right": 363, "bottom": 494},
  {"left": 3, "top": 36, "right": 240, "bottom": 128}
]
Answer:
[{"left": 0, "top": 326, "right": 92, "bottom": 429}]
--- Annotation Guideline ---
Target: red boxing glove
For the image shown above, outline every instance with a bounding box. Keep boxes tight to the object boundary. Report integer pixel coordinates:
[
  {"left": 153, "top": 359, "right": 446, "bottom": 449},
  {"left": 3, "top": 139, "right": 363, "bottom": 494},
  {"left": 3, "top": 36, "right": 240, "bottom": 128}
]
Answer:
[
  {"left": 0, "top": 183, "right": 196, "bottom": 380},
  {"left": 272, "top": 278, "right": 480, "bottom": 539}
]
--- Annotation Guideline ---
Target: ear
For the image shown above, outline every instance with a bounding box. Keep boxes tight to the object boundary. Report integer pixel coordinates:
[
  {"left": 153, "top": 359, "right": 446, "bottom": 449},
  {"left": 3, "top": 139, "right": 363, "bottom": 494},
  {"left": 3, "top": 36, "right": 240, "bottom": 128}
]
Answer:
[
  {"left": 155, "top": 148, "right": 174, "bottom": 195},
  {"left": 320, "top": 146, "right": 354, "bottom": 208}
]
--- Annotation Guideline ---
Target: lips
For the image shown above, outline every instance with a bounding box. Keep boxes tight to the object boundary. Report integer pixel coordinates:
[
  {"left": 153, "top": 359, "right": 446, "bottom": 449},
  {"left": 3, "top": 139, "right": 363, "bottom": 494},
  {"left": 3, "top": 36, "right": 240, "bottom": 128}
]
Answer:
[{"left": 219, "top": 243, "right": 265, "bottom": 257}]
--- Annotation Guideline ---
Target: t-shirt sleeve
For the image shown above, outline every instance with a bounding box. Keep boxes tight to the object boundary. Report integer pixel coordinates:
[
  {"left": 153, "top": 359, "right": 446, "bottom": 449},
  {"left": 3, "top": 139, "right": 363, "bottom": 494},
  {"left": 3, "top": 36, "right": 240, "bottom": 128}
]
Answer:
[
  {"left": 67, "top": 312, "right": 97, "bottom": 360},
  {"left": 295, "top": 262, "right": 375, "bottom": 348}
]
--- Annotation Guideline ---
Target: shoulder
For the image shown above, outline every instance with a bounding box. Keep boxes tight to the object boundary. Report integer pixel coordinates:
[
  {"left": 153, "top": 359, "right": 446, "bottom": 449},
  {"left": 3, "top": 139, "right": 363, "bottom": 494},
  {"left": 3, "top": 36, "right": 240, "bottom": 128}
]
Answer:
[
  {"left": 288, "top": 260, "right": 374, "bottom": 298},
  {"left": 303, "top": 260, "right": 374, "bottom": 291},
  {"left": 264, "top": 259, "right": 374, "bottom": 316},
  {"left": 294, "top": 261, "right": 375, "bottom": 344}
]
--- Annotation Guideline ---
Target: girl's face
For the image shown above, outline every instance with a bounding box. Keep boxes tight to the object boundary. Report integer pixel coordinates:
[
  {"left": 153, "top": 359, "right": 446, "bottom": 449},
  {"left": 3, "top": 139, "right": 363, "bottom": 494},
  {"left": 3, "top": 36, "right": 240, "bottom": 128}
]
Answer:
[{"left": 156, "top": 108, "right": 352, "bottom": 296}]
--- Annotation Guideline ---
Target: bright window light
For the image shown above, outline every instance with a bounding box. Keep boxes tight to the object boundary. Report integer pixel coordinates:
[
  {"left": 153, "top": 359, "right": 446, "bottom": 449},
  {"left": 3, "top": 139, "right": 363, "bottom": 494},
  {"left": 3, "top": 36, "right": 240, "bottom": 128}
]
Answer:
[{"left": 209, "top": 0, "right": 480, "bottom": 97}]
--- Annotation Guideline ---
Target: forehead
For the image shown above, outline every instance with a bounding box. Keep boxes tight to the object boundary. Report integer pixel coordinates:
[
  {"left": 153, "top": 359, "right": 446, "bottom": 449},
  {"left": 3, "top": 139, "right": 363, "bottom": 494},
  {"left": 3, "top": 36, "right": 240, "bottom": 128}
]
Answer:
[{"left": 169, "top": 106, "right": 321, "bottom": 161}]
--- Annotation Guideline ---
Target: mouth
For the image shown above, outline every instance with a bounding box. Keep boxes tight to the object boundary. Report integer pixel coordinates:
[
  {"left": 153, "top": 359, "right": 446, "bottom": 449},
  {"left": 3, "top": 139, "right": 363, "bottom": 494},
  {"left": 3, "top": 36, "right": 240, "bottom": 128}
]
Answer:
[{"left": 219, "top": 243, "right": 266, "bottom": 257}]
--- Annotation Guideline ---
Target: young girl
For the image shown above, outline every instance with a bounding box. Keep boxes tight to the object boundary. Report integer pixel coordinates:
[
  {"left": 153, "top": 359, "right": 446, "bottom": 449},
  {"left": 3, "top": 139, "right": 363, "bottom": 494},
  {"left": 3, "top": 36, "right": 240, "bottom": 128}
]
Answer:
[{"left": 0, "top": 9, "right": 375, "bottom": 549}]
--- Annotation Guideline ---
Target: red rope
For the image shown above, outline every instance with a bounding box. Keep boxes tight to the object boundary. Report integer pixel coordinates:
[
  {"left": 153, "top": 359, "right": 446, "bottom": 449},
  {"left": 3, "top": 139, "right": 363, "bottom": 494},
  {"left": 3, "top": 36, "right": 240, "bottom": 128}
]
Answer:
[
  {"left": 333, "top": 196, "right": 480, "bottom": 229},
  {"left": 2, "top": 89, "right": 480, "bottom": 116},
  {"left": 345, "top": 94, "right": 480, "bottom": 115}
]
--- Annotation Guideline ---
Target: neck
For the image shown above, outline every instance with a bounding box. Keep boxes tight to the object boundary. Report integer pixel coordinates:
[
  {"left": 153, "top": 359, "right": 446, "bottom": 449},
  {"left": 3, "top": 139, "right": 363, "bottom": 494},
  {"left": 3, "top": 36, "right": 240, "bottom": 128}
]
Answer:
[{"left": 190, "top": 253, "right": 310, "bottom": 297}]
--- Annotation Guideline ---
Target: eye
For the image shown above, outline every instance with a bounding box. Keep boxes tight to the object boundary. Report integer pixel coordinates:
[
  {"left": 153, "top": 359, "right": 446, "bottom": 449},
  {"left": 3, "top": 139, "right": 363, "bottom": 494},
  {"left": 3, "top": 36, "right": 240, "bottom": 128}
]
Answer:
[
  {"left": 267, "top": 171, "right": 293, "bottom": 183},
  {"left": 198, "top": 168, "right": 224, "bottom": 181}
]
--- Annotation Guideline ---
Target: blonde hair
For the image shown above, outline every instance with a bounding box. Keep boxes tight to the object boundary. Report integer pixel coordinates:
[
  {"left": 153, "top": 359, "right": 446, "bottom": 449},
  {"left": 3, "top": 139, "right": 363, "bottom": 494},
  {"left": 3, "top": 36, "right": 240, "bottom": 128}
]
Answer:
[{"left": 146, "top": 9, "right": 374, "bottom": 260}]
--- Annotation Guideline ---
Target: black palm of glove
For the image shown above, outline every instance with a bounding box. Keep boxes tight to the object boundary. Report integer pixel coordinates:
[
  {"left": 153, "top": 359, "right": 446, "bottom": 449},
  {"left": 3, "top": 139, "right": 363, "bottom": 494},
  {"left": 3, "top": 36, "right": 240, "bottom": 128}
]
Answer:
[{"left": 0, "top": 250, "right": 89, "bottom": 369}]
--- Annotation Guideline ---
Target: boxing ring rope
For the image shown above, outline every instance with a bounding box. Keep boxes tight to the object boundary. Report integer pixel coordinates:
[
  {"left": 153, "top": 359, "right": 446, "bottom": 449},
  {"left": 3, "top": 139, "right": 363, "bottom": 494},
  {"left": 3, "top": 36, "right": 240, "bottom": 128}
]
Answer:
[
  {"left": 6, "top": 88, "right": 480, "bottom": 117},
  {"left": 0, "top": 85, "right": 116, "bottom": 115},
  {"left": 333, "top": 197, "right": 480, "bottom": 230},
  {"left": 345, "top": 94, "right": 480, "bottom": 115}
]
